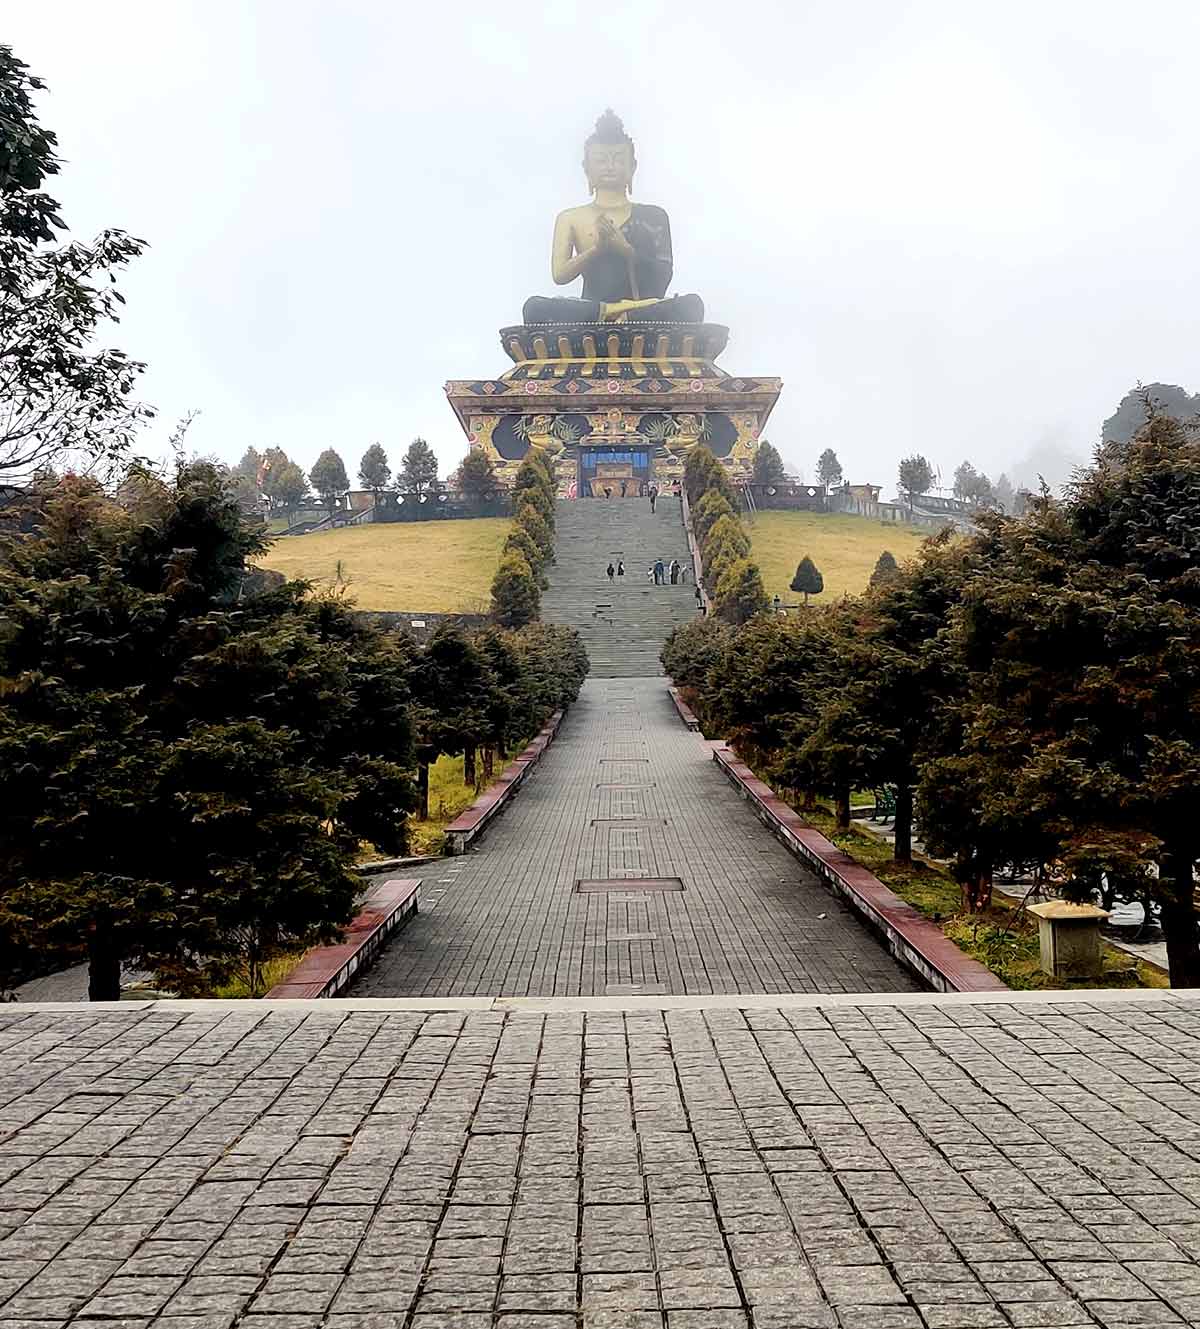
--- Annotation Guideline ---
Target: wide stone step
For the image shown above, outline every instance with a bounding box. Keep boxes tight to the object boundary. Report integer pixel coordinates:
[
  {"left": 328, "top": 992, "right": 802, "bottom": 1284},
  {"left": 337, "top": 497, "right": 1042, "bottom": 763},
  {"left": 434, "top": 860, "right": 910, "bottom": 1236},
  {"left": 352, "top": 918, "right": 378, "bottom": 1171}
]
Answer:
[{"left": 541, "top": 497, "right": 699, "bottom": 677}]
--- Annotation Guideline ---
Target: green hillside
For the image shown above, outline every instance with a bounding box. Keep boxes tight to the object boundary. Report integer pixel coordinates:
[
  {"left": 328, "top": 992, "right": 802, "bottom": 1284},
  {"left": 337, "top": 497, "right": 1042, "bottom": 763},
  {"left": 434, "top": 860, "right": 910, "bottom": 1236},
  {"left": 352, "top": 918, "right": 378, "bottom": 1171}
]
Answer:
[
  {"left": 258, "top": 519, "right": 509, "bottom": 612},
  {"left": 750, "top": 510, "right": 926, "bottom": 603}
]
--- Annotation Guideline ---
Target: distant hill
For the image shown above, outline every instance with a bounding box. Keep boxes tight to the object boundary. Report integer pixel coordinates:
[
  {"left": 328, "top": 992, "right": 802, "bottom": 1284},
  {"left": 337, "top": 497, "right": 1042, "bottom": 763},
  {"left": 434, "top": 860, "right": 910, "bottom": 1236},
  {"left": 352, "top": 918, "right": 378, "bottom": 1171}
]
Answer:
[{"left": 1102, "top": 383, "right": 1199, "bottom": 447}]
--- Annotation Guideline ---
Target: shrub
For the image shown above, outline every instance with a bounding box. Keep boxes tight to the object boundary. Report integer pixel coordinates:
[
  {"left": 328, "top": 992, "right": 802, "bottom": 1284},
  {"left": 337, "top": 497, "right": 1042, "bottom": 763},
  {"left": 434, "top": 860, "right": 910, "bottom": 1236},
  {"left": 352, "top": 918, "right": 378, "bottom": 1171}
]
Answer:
[
  {"left": 503, "top": 526, "right": 546, "bottom": 585},
  {"left": 684, "top": 446, "right": 735, "bottom": 506},
  {"left": 705, "top": 540, "right": 743, "bottom": 593},
  {"left": 790, "top": 555, "right": 824, "bottom": 602},
  {"left": 509, "top": 621, "right": 589, "bottom": 719},
  {"left": 490, "top": 551, "right": 540, "bottom": 628},
  {"left": 869, "top": 550, "right": 901, "bottom": 589},
  {"left": 455, "top": 450, "right": 498, "bottom": 499},
  {"left": 703, "top": 514, "right": 751, "bottom": 562},
  {"left": 514, "top": 501, "right": 554, "bottom": 559},
  {"left": 713, "top": 558, "right": 769, "bottom": 625},
  {"left": 752, "top": 441, "right": 786, "bottom": 485},
  {"left": 693, "top": 490, "right": 737, "bottom": 547},
  {"left": 661, "top": 617, "right": 732, "bottom": 691},
  {"left": 524, "top": 446, "right": 557, "bottom": 488},
  {"left": 513, "top": 456, "right": 555, "bottom": 521}
]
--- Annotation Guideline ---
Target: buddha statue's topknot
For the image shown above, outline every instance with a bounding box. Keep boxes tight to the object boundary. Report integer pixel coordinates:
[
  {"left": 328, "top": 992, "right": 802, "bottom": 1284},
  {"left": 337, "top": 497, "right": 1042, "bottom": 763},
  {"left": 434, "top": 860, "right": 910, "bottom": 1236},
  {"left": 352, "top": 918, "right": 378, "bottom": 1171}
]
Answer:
[{"left": 584, "top": 109, "right": 636, "bottom": 167}]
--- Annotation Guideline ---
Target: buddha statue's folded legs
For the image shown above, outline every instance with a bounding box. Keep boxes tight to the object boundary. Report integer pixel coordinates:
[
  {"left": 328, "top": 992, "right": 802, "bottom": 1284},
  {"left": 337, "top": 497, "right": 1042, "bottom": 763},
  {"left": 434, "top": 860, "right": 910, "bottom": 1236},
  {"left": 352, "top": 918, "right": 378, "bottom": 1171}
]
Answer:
[{"left": 522, "top": 293, "right": 704, "bottom": 325}]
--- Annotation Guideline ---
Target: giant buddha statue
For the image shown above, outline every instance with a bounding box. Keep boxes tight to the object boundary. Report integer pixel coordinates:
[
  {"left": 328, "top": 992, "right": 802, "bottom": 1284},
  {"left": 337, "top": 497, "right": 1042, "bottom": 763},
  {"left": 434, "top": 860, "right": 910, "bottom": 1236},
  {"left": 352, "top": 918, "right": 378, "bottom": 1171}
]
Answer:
[
  {"left": 522, "top": 110, "right": 704, "bottom": 326},
  {"left": 446, "top": 111, "right": 782, "bottom": 493}
]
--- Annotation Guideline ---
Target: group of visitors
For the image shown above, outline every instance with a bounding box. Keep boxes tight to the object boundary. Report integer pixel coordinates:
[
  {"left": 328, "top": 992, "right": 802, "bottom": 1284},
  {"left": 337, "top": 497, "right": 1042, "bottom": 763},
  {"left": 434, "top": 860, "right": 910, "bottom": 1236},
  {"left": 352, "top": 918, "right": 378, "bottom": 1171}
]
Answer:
[
  {"left": 605, "top": 558, "right": 688, "bottom": 585},
  {"left": 593, "top": 480, "right": 683, "bottom": 507}
]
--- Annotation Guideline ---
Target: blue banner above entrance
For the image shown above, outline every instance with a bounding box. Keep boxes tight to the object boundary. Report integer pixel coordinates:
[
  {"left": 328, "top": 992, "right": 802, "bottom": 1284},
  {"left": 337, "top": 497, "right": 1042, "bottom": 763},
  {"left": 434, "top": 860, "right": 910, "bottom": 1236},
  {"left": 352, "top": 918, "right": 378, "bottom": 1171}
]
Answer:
[{"left": 580, "top": 449, "right": 651, "bottom": 469}]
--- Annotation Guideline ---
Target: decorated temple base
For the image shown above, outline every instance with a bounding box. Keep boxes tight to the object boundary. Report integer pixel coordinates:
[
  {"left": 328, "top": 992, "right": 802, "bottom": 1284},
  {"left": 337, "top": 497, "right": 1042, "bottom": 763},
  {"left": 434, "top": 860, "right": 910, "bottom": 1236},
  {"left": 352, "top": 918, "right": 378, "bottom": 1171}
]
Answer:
[{"left": 445, "top": 320, "right": 782, "bottom": 492}]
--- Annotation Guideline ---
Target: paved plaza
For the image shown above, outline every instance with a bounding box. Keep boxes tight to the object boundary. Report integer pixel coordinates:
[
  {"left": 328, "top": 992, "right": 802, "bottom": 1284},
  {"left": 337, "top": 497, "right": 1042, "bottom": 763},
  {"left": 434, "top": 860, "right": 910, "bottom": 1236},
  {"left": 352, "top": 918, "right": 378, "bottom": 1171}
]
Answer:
[
  {"left": 5, "top": 993, "right": 1200, "bottom": 1327},
  {"left": 358, "top": 678, "right": 917, "bottom": 998}
]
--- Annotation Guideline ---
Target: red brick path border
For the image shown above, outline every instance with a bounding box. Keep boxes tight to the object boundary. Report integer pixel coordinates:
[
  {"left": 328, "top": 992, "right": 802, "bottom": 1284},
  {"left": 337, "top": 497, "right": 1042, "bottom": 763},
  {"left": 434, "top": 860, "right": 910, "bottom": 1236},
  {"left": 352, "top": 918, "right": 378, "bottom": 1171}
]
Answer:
[
  {"left": 444, "top": 710, "right": 565, "bottom": 855},
  {"left": 265, "top": 877, "right": 421, "bottom": 999},
  {"left": 667, "top": 687, "right": 701, "bottom": 731},
  {"left": 710, "top": 743, "right": 1008, "bottom": 994}
]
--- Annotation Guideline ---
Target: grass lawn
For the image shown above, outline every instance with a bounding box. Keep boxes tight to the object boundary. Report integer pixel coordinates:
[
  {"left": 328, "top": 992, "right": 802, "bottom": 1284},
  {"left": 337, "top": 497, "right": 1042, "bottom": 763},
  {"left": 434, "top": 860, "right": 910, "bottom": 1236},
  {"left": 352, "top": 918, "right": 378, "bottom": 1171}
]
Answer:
[
  {"left": 749, "top": 510, "right": 927, "bottom": 602},
  {"left": 257, "top": 519, "right": 510, "bottom": 612},
  {"left": 800, "top": 805, "right": 1166, "bottom": 991},
  {"left": 408, "top": 753, "right": 484, "bottom": 856}
]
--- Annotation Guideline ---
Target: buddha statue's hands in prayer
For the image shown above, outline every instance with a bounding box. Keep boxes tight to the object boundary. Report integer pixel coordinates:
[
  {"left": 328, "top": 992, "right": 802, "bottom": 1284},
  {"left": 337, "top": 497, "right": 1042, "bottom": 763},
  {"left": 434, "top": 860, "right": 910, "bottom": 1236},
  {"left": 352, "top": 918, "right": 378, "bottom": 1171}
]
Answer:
[
  {"left": 521, "top": 110, "right": 705, "bottom": 326},
  {"left": 595, "top": 214, "right": 634, "bottom": 261}
]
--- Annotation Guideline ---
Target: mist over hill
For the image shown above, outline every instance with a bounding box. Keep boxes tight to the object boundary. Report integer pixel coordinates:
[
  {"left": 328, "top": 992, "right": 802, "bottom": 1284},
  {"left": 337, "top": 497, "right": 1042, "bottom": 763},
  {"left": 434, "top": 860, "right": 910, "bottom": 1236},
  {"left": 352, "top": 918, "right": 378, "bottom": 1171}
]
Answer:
[{"left": 1102, "top": 383, "right": 1200, "bottom": 448}]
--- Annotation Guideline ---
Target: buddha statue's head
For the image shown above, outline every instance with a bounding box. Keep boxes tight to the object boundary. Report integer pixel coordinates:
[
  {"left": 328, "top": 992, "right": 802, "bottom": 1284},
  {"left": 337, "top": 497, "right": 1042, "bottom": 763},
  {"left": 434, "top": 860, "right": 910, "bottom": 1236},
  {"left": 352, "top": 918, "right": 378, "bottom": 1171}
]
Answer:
[{"left": 583, "top": 109, "right": 636, "bottom": 196}]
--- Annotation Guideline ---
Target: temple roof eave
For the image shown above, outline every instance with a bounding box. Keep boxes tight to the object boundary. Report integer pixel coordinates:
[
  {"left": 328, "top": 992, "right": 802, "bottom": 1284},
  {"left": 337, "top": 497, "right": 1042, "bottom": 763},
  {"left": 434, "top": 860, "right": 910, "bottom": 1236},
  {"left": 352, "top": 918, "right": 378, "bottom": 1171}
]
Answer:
[{"left": 443, "top": 376, "right": 783, "bottom": 440}]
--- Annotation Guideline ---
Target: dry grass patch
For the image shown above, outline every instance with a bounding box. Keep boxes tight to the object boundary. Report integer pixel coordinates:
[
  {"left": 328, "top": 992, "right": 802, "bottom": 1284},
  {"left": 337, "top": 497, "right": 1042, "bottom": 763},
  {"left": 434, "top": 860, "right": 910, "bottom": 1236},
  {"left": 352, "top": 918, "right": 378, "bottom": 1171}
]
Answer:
[
  {"left": 801, "top": 805, "right": 1166, "bottom": 991},
  {"left": 257, "top": 519, "right": 510, "bottom": 612},
  {"left": 749, "top": 510, "right": 926, "bottom": 602}
]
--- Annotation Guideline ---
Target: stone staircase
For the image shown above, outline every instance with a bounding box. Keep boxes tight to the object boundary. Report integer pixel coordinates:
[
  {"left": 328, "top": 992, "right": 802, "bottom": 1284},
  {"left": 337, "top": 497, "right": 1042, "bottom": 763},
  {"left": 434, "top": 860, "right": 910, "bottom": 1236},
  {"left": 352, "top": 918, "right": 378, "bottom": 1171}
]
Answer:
[{"left": 542, "top": 495, "right": 699, "bottom": 677}]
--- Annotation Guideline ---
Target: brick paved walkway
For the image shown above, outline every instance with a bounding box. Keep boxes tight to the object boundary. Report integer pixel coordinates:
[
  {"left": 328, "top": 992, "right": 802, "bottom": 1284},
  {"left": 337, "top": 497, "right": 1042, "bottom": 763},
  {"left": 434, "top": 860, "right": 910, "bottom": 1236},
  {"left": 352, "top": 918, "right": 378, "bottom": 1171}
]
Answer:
[
  {"left": 4, "top": 993, "right": 1200, "bottom": 1327},
  {"left": 359, "top": 677, "right": 917, "bottom": 997}
]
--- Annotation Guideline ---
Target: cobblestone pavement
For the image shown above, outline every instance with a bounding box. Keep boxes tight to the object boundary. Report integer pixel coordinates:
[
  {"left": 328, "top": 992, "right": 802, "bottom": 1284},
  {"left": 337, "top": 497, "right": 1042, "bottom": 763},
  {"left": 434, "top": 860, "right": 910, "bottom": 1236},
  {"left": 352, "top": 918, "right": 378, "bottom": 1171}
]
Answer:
[
  {"left": 5, "top": 994, "right": 1200, "bottom": 1327},
  {"left": 359, "top": 678, "right": 917, "bottom": 997}
]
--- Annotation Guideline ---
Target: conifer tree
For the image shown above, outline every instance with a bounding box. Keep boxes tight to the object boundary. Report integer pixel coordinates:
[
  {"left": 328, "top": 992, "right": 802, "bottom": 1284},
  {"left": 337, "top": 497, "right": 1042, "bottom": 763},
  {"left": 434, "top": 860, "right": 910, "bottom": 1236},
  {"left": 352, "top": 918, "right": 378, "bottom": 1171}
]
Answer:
[
  {"left": 490, "top": 551, "right": 540, "bottom": 628},
  {"left": 310, "top": 448, "right": 349, "bottom": 512},
  {"left": 358, "top": 442, "right": 391, "bottom": 494},
  {"left": 752, "top": 440, "right": 786, "bottom": 485},
  {"left": 869, "top": 550, "right": 900, "bottom": 589},
  {"left": 816, "top": 448, "right": 843, "bottom": 487},
  {"left": 455, "top": 450, "right": 498, "bottom": 498},
  {"left": 399, "top": 437, "right": 439, "bottom": 493},
  {"left": 790, "top": 555, "right": 824, "bottom": 603}
]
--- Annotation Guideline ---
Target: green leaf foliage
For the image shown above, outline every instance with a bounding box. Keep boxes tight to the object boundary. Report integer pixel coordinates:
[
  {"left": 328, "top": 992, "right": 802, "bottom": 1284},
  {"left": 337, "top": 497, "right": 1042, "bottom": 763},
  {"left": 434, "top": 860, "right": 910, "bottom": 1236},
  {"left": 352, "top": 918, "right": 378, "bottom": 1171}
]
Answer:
[
  {"left": 310, "top": 448, "right": 349, "bottom": 507},
  {"left": 514, "top": 502, "right": 554, "bottom": 559},
  {"left": 704, "top": 515, "right": 751, "bottom": 564},
  {"left": 490, "top": 550, "right": 540, "bottom": 629},
  {"left": 455, "top": 449, "right": 498, "bottom": 498},
  {"left": 868, "top": 550, "right": 900, "bottom": 589},
  {"left": 503, "top": 525, "right": 546, "bottom": 586},
  {"left": 358, "top": 442, "right": 391, "bottom": 492},
  {"left": 0, "top": 462, "right": 417, "bottom": 997},
  {"left": 0, "top": 461, "right": 590, "bottom": 996},
  {"left": 2, "top": 44, "right": 150, "bottom": 478},
  {"left": 816, "top": 448, "right": 843, "bottom": 487},
  {"left": 713, "top": 558, "right": 768, "bottom": 625},
  {"left": 399, "top": 437, "right": 439, "bottom": 493},
  {"left": 660, "top": 617, "right": 732, "bottom": 695},
  {"left": 513, "top": 456, "right": 556, "bottom": 522},
  {"left": 692, "top": 490, "right": 737, "bottom": 548},
  {"left": 790, "top": 555, "right": 824, "bottom": 598},
  {"left": 898, "top": 454, "right": 933, "bottom": 505},
  {"left": 752, "top": 440, "right": 786, "bottom": 485}
]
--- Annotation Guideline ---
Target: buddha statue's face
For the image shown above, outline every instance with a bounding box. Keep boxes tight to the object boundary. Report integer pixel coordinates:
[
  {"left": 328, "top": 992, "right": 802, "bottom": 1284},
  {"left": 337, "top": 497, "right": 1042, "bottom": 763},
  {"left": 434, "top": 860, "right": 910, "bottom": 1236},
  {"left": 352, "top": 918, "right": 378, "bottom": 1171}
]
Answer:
[{"left": 584, "top": 142, "right": 635, "bottom": 195}]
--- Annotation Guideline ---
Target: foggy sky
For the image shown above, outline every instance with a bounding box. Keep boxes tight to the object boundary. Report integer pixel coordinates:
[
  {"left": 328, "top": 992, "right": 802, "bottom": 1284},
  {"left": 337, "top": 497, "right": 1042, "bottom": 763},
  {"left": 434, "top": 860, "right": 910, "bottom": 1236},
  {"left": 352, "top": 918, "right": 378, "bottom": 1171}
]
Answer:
[{"left": 8, "top": 1, "right": 1200, "bottom": 495}]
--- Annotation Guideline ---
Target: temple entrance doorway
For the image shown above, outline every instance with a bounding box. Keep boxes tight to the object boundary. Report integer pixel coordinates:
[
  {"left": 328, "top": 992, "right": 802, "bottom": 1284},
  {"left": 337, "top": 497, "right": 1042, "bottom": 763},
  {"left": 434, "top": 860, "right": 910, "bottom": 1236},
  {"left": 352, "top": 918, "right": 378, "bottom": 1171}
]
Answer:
[{"left": 578, "top": 444, "right": 653, "bottom": 498}]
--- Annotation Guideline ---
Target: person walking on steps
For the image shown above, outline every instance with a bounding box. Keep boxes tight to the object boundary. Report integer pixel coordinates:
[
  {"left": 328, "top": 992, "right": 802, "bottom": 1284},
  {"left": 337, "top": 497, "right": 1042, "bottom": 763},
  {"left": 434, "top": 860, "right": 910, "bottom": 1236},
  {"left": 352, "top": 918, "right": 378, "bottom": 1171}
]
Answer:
[
  {"left": 604, "top": 486, "right": 612, "bottom": 499},
  {"left": 607, "top": 562, "right": 615, "bottom": 581},
  {"left": 669, "top": 559, "right": 680, "bottom": 584},
  {"left": 654, "top": 558, "right": 665, "bottom": 585},
  {"left": 616, "top": 560, "right": 625, "bottom": 578},
  {"left": 648, "top": 483, "right": 658, "bottom": 514}
]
